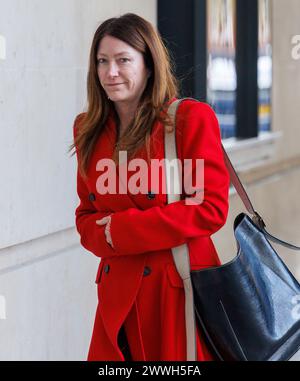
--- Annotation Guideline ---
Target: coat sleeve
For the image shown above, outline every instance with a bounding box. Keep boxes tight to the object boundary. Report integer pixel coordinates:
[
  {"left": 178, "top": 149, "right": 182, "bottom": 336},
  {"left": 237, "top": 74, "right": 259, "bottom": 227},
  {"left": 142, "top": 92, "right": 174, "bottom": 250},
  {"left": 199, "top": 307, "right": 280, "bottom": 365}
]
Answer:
[
  {"left": 109, "top": 101, "right": 230, "bottom": 256},
  {"left": 73, "top": 114, "right": 117, "bottom": 259}
]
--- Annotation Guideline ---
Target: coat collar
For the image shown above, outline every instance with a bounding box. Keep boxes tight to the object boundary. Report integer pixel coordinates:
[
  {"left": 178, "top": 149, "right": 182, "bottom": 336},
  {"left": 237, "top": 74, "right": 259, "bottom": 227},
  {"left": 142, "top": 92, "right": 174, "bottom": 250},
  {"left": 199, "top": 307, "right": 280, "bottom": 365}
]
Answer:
[{"left": 106, "top": 96, "right": 178, "bottom": 133}]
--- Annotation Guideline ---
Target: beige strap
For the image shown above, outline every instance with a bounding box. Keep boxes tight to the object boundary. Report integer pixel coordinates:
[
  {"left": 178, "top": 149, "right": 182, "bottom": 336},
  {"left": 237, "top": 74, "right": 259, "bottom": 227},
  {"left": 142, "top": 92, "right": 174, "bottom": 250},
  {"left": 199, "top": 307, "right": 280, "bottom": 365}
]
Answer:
[{"left": 164, "top": 99, "right": 197, "bottom": 361}]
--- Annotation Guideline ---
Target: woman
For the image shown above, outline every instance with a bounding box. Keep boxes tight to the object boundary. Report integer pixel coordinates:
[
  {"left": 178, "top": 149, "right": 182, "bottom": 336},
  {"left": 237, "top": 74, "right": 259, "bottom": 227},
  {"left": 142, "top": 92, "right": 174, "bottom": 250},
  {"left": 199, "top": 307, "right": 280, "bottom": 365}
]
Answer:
[{"left": 69, "top": 13, "right": 230, "bottom": 361}]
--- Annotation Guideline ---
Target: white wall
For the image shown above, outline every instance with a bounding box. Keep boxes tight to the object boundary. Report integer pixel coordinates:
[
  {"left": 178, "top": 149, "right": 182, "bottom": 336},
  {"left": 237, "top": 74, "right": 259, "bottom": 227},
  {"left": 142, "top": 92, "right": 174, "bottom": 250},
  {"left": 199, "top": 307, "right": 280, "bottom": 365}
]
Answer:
[{"left": 0, "top": 0, "right": 156, "bottom": 361}]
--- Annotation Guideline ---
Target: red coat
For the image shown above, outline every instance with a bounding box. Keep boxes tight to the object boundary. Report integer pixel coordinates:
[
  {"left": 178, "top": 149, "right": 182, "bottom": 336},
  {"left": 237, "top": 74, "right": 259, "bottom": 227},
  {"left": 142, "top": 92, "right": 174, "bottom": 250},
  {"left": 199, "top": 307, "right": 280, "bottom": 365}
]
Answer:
[{"left": 73, "top": 97, "right": 230, "bottom": 361}]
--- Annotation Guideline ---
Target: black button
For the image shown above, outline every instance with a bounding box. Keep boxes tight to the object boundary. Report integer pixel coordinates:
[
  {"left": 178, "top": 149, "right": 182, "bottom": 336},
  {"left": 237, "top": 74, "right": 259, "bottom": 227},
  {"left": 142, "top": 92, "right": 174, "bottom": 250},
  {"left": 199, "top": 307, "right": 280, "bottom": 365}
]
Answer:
[
  {"left": 104, "top": 264, "right": 110, "bottom": 274},
  {"left": 89, "top": 193, "right": 96, "bottom": 202},
  {"left": 147, "top": 191, "right": 156, "bottom": 200},
  {"left": 143, "top": 266, "right": 151, "bottom": 276}
]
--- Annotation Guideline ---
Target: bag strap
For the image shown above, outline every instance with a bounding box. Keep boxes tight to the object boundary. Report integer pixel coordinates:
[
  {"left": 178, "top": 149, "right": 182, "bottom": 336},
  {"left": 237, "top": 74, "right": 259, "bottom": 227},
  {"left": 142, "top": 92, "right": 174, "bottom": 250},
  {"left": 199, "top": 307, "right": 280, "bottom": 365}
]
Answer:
[
  {"left": 164, "top": 102, "right": 198, "bottom": 361},
  {"left": 166, "top": 97, "right": 300, "bottom": 251}
]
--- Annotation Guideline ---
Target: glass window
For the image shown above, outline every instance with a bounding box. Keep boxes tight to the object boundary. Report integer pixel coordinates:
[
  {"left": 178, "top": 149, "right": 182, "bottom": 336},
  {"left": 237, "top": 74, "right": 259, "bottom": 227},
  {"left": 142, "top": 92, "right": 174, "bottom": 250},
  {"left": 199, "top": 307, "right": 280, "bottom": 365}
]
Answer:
[
  {"left": 207, "top": 0, "right": 236, "bottom": 139},
  {"left": 258, "top": 0, "right": 272, "bottom": 132}
]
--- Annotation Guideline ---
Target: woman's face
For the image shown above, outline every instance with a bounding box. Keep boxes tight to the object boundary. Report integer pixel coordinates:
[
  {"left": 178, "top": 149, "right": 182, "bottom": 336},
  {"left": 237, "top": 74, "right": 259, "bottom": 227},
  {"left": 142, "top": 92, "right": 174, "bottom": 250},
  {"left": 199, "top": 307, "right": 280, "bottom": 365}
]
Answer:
[{"left": 97, "top": 35, "right": 150, "bottom": 103}]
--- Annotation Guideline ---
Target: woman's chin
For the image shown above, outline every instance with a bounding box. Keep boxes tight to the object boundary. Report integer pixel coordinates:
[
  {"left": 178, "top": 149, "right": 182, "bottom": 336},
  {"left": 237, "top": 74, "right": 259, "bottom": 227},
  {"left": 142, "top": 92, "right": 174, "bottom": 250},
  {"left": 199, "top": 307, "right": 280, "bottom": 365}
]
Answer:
[{"left": 108, "top": 93, "right": 130, "bottom": 102}]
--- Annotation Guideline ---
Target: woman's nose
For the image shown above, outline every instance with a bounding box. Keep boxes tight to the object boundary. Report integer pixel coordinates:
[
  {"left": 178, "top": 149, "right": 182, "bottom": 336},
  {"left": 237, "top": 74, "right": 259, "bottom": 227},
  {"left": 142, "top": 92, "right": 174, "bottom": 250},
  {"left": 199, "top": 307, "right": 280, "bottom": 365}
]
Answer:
[{"left": 107, "top": 62, "right": 119, "bottom": 77}]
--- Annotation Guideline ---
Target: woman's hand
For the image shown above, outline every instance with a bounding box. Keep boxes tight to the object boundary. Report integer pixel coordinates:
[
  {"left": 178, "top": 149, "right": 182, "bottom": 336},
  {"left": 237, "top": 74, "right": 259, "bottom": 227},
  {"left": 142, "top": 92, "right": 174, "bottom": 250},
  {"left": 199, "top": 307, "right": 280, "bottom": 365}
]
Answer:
[{"left": 96, "top": 214, "right": 114, "bottom": 248}]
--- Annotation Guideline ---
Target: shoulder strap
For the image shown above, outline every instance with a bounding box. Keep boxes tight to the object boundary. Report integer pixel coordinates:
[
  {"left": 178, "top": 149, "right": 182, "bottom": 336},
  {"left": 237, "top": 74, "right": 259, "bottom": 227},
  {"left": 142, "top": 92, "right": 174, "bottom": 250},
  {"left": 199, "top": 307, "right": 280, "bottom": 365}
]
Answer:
[
  {"left": 164, "top": 100, "right": 198, "bottom": 361},
  {"left": 166, "top": 97, "right": 300, "bottom": 251}
]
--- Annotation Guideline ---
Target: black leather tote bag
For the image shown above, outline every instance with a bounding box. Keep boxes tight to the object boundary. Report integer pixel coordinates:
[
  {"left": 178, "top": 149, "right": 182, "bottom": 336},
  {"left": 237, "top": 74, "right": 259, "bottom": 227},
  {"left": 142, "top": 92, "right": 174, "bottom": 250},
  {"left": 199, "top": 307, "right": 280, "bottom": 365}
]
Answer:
[{"left": 191, "top": 210, "right": 300, "bottom": 361}]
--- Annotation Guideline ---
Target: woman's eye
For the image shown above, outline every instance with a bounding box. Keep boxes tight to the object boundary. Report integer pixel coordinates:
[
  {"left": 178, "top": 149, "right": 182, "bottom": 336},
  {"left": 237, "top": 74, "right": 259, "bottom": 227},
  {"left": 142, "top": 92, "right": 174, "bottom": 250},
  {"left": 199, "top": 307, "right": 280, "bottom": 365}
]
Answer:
[{"left": 97, "top": 58, "right": 130, "bottom": 65}]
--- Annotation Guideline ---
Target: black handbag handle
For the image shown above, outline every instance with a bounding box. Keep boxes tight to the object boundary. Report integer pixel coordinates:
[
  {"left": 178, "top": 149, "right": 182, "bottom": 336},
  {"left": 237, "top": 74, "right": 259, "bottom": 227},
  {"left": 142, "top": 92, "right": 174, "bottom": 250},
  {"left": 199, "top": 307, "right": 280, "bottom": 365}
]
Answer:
[
  {"left": 222, "top": 144, "right": 300, "bottom": 250},
  {"left": 180, "top": 97, "right": 300, "bottom": 251}
]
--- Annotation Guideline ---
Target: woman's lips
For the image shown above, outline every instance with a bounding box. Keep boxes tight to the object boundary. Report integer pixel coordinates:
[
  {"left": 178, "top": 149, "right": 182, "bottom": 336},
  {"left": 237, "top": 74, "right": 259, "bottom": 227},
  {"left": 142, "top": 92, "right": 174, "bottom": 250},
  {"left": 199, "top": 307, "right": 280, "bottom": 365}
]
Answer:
[{"left": 107, "top": 83, "right": 124, "bottom": 86}]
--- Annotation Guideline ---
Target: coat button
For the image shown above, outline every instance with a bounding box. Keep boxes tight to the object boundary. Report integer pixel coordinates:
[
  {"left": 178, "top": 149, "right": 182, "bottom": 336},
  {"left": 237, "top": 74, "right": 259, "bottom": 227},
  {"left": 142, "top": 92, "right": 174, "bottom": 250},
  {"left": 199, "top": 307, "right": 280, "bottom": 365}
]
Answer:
[
  {"left": 147, "top": 191, "right": 156, "bottom": 200},
  {"left": 89, "top": 193, "right": 96, "bottom": 202},
  {"left": 104, "top": 264, "right": 110, "bottom": 274},
  {"left": 143, "top": 266, "right": 151, "bottom": 276}
]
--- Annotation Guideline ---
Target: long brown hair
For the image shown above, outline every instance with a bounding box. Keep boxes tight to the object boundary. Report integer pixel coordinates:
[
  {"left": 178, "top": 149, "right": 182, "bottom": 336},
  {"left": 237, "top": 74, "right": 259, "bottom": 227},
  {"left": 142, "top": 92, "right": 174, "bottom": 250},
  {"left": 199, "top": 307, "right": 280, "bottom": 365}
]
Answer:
[{"left": 68, "top": 13, "right": 179, "bottom": 180}]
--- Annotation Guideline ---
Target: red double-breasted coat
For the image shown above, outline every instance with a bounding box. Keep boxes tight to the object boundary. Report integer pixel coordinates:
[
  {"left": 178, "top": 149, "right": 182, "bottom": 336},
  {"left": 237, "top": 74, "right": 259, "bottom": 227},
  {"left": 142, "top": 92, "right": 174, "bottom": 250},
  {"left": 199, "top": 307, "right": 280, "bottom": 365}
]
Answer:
[{"left": 73, "top": 97, "right": 230, "bottom": 361}]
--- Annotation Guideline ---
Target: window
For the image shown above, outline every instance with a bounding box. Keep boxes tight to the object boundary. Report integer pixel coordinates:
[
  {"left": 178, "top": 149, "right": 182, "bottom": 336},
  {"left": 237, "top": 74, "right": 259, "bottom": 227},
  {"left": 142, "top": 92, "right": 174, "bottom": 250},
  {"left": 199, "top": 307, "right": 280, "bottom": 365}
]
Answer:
[
  {"left": 158, "top": 0, "right": 273, "bottom": 142},
  {"left": 258, "top": 0, "right": 272, "bottom": 133},
  {"left": 207, "top": 0, "right": 236, "bottom": 139}
]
